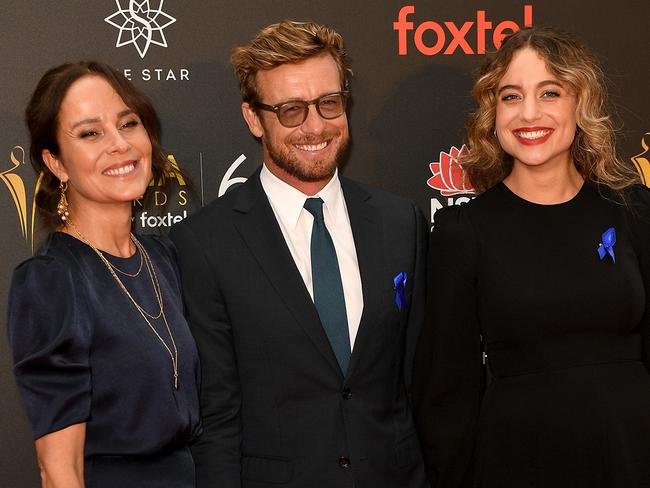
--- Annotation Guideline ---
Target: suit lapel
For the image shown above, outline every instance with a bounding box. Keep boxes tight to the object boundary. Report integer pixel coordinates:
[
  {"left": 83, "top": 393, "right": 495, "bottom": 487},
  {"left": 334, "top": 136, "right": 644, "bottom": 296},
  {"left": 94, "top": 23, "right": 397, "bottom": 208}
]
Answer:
[
  {"left": 341, "top": 177, "right": 386, "bottom": 381},
  {"left": 232, "top": 171, "right": 342, "bottom": 375}
]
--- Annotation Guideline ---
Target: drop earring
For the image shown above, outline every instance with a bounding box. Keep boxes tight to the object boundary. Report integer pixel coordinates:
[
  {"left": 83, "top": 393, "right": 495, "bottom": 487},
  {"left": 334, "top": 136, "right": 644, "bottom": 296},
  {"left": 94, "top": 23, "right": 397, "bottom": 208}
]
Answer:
[{"left": 57, "top": 180, "right": 70, "bottom": 222}]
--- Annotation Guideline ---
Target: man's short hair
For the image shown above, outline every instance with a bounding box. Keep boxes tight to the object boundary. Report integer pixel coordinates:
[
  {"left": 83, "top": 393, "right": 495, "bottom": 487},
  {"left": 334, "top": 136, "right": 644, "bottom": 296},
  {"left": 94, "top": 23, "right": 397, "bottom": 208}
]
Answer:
[{"left": 231, "top": 20, "right": 352, "bottom": 104}]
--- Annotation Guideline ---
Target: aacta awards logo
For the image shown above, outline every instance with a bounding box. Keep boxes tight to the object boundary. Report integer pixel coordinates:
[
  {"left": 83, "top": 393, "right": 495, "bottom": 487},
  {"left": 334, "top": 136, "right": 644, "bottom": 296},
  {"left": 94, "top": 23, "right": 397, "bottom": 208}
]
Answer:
[
  {"left": 428, "top": 145, "right": 474, "bottom": 224},
  {"left": 1, "top": 146, "right": 41, "bottom": 251},
  {"left": 105, "top": 0, "right": 176, "bottom": 59},
  {"left": 394, "top": 4, "right": 533, "bottom": 55},
  {"left": 631, "top": 132, "right": 650, "bottom": 188},
  {"left": 134, "top": 154, "right": 190, "bottom": 229}
]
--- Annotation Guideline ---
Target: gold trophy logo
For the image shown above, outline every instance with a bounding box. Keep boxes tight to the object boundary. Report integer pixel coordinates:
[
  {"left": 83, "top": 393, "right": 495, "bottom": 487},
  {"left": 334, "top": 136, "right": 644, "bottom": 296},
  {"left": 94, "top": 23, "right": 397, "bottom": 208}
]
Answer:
[
  {"left": 151, "top": 154, "right": 187, "bottom": 186},
  {"left": 133, "top": 153, "right": 188, "bottom": 210},
  {"left": 1, "top": 146, "right": 42, "bottom": 252},
  {"left": 632, "top": 132, "right": 650, "bottom": 188}
]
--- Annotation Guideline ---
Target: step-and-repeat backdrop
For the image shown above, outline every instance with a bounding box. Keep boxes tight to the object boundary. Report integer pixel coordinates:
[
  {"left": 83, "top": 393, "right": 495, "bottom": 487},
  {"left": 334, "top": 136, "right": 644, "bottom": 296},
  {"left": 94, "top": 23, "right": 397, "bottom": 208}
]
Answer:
[{"left": 2, "top": 1, "right": 648, "bottom": 484}]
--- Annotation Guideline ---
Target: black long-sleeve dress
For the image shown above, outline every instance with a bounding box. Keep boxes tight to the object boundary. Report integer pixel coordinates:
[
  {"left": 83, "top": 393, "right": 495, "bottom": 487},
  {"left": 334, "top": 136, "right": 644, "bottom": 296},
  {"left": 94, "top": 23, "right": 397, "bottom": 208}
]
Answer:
[
  {"left": 414, "top": 182, "right": 650, "bottom": 488},
  {"left": 7, "top": 232, "right": 202, "bottom": 487}
]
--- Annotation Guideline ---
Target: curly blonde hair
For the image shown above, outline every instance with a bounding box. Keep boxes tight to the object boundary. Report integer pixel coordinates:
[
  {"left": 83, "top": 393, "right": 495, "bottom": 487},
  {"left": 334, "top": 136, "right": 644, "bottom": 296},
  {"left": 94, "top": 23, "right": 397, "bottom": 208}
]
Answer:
[
  {"left": 462, "top": 27, "right": 639, "bottom": 194},
  {"left": 231, "top": 20, "right": 352, "bottom": 104}
]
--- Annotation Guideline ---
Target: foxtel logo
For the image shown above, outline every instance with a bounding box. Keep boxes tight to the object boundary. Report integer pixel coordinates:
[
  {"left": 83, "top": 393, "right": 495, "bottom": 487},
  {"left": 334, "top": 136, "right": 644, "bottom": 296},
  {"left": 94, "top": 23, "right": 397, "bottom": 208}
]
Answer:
[{"left": 394, "top": 5, "right": 533, "bottom": 55}]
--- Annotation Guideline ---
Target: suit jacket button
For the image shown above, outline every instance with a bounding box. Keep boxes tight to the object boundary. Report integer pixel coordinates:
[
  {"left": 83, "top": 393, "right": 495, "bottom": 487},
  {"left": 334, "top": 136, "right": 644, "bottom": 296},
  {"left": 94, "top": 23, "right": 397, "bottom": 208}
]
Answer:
[
  {"left": 342, "top": 388, "right": 352, "bottom": 400},
  {"left": 338, "top": 456, "right": 351, "bottom": 468}
]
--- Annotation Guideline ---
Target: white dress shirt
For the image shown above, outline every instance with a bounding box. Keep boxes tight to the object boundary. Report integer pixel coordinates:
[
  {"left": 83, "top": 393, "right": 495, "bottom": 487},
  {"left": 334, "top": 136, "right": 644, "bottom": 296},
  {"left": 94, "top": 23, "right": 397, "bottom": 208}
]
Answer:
[{"left": 260, "top": 164, "right": 364, "bottom": 349}]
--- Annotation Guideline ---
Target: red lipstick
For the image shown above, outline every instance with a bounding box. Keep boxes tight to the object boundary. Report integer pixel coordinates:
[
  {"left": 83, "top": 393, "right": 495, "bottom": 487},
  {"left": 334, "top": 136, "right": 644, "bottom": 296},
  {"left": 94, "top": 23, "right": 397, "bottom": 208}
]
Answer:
[{"left": 512, "top": 127, "right": 554, "bottom": 146}]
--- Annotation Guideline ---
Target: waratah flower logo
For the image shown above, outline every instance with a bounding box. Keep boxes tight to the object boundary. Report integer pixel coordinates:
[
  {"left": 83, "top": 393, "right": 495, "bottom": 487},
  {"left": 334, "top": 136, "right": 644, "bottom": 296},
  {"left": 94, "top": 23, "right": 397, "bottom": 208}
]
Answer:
[
  {"left": 105, "top": 0, "right": 176, "bottom": 59},
  {"left": 427, "top": 145, "right": 474, "bottom": 196}
]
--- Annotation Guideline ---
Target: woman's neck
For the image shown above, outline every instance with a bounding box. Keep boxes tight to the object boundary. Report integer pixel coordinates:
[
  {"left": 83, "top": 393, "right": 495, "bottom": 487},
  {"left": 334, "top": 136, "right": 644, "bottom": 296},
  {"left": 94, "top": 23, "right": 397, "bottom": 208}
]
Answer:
[
  {"left": 60, "top": 202, "right": 135, "bottom": 257},
  {"left": 503, "top": 161, "right": 584, "bottom": 205}
]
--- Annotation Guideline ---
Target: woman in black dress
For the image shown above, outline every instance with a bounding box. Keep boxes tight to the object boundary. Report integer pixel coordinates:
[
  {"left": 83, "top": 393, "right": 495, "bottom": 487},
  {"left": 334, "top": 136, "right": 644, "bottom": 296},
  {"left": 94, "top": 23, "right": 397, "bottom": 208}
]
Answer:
[
  {"left": 7, "top": 62, "right": 201, "bottom": 487},
  {"left": 413, "top": 27, "right": 650, "bottom": 487}
]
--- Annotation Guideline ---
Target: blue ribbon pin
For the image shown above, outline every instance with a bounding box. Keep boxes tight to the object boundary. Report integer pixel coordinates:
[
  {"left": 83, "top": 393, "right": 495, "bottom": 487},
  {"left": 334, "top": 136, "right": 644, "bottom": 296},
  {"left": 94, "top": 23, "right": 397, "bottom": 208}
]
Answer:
[
  {"left": 393, "top": 272, "right": 407, "bottom": 311},
  {"left": 597, "top": 227, "right": 616, "bottom": 263}
]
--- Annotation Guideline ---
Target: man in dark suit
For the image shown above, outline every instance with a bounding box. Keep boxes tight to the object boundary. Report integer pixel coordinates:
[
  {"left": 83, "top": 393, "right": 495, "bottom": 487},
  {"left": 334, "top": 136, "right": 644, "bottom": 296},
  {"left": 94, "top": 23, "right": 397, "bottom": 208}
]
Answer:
[{"left": 170, "top": 20, "right": 428, "bottom": 488}]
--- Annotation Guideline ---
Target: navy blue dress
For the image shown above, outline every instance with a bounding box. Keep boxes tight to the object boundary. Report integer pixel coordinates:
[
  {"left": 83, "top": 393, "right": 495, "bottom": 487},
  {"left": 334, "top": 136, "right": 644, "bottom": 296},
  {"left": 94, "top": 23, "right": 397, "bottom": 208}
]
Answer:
[{"left": 7, "top": 232, "right": 202, "bottom": 487}]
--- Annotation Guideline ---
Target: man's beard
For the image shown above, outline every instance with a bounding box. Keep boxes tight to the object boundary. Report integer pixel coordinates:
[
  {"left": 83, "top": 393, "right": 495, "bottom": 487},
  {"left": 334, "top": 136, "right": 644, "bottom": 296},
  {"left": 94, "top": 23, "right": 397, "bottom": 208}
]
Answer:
[{"left": 263, "top": 130, "right": 349, "bottom": 183}]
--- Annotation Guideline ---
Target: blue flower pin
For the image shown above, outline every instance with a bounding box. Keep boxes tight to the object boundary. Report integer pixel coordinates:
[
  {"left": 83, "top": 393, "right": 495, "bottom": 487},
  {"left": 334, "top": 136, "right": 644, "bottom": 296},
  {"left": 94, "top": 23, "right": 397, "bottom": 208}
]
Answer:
[
  {"left": 597, "top": 227, "right": 616, "bottom": 263},
  {"left": 393, "top": 272, "right": 407, "bottom": 311}
]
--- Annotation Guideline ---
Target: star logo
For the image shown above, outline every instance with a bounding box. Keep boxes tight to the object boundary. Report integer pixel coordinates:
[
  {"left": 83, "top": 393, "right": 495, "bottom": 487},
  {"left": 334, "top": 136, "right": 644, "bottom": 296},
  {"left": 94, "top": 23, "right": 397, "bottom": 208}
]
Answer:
[{"left": 104, "top": 0, "right": 176, "bottom": 59}]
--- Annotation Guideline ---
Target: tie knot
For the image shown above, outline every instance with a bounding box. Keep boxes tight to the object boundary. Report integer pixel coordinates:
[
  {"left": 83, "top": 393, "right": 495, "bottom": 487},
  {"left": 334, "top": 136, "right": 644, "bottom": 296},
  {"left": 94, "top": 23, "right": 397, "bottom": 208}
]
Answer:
[{"left": 304, "top": 197, "right": 325, "bottom": 221}]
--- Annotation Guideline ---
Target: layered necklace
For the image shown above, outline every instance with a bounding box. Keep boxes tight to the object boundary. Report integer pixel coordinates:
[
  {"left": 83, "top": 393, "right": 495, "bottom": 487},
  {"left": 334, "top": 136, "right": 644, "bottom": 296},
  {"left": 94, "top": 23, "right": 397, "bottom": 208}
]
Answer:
[{"left": 66, "top": 220, "right": 179, "bottom": 389}]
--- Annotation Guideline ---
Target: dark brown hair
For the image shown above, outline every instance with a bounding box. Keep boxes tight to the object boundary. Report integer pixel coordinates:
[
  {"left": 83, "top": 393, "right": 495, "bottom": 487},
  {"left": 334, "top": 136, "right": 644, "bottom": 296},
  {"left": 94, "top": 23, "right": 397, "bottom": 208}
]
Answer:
[
  {"left": 26, "top": 61, "right": 176, "bottom": 228},
  {"left": 462, "top": 27, "right": 638, "bottom": 193},
  {"left": 231, "top": 20, "right": 352, "bottom": 104}
]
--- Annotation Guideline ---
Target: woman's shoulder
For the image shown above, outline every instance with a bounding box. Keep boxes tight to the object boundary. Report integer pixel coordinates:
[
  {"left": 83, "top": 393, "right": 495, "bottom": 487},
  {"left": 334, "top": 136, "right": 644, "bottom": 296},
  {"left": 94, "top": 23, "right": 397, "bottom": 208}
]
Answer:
[
  {"left": 591, "top": 183, "right": 650, "bottom": 219},
  {"left": 621, "top": 183, "right": 650, "bottom": 208},
  {"left": 135, "top": 233, "right": 178, "bottom": 261},
  {"left": 431, "top": 203, "right": 477, "bottom": 248},
  {"left": 432, "top": 182, "right": 504, "bottom": 228},
  {"left": 8, "top": 235, "right": 81, "bottom": 335},
  {"left": 13, "top": 232, "right": 79, "bottom": 277},
  {"left": 617, "top": 184, "right": 650, "bottom": 233},
  {"left": 134, "top": 234, "right": 181, "bottom": 285}
]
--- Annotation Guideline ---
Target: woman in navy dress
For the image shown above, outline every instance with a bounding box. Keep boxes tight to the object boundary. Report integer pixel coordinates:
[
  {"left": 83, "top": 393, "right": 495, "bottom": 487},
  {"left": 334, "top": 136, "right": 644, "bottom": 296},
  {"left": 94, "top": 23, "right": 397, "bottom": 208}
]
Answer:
[
  {"left": 414, "top": 28, "right": 650, "bottom": 487},
  {"left": 7, "top": 62, "right": 201, "bottom": 487}
]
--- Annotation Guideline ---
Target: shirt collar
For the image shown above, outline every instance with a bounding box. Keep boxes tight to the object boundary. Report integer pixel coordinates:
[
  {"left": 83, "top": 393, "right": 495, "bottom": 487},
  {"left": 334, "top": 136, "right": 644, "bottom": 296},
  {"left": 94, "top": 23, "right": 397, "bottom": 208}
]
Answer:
[
  {"left": 260, "top": 164, "right": 344, "bottom": 230},
  {"left": 317, "top": 169, "right": 344, "bottom": 226}
]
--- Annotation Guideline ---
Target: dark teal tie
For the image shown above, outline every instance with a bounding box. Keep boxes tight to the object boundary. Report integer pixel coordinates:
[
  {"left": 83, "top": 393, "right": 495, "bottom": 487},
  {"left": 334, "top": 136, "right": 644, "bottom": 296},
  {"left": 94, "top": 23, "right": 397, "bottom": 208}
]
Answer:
[{"left": 304, "top": 197, "right": 351, "bottom": 374}]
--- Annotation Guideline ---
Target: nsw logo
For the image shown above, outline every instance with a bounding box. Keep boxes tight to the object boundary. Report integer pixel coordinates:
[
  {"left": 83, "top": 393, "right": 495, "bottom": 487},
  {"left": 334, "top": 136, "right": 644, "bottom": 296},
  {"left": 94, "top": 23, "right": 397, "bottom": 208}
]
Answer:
[
  {"left": 427, "top": 144, "right": 474, "bottom": 196},
  {"left": 105, "top": 0, "right": 176, "bottom": 59}
]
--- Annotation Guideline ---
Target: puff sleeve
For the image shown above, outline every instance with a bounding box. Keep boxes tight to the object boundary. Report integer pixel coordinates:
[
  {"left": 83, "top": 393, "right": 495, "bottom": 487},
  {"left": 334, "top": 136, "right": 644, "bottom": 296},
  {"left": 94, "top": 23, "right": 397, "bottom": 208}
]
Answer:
[
  {"left": 6, "top": 255, "right": 92, "bottom": 439},
  {"left": 413, "top": 205, "right": 482, "bottom": 488}
]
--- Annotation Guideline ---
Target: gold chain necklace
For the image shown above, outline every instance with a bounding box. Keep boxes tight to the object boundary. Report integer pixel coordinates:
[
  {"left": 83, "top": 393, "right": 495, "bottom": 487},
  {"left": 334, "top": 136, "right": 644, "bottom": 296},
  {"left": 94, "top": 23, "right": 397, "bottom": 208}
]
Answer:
[
  {"left": 66, "top": 221, "right": 179, "bottom": 389},
  {"left": 104, "top": 244, "right": 143, "bottom": 278}
]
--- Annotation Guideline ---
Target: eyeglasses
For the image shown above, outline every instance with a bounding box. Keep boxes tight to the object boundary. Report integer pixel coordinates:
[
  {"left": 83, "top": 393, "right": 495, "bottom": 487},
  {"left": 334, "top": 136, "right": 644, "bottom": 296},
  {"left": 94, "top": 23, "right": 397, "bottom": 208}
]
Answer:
[{"left": 255, "top": 91, "right": 349, "bottom": 128}]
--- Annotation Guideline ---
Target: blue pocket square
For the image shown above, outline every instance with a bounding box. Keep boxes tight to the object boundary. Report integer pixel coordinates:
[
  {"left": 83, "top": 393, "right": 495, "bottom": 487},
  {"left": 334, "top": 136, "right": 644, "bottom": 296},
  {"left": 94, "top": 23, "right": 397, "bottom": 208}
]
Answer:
[{"left": 393, "top": 272, "right": 407, "bottom": 311}]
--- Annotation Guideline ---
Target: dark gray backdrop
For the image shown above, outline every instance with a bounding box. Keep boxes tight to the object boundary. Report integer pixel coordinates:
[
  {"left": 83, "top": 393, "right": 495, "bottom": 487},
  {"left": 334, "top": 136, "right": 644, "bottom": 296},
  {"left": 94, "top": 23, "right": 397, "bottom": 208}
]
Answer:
[{"left": 2, "top": 1, "right": 648, "bottom": 485}]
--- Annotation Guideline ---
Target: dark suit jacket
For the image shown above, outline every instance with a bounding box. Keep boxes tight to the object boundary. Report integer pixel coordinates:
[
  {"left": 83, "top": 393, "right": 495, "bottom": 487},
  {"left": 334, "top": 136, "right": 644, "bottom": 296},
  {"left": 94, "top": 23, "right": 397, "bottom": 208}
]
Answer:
[{"left": 170, "top": 169, "right": 428, "bottom": 488}]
